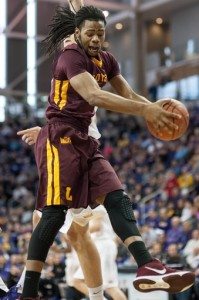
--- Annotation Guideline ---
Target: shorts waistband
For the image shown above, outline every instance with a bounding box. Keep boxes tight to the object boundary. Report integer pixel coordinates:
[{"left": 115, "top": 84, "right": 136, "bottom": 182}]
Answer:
[{"left": 47, "top": 117, "right": 89, "bottom": 134}]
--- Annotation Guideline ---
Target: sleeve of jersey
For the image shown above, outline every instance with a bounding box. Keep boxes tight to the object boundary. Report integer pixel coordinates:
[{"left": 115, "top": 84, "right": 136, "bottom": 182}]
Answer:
[
  {"left": 58, "top": 50, "right": 87, "bottom": 80},
  {"left": 107, "top": 52, "right": 121, "bottom": 81}
]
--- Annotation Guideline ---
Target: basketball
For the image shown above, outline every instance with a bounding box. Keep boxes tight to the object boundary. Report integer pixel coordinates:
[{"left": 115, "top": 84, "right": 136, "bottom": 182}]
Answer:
[{"left": 146, "top": 99, "right": 189, "bottom": 141}]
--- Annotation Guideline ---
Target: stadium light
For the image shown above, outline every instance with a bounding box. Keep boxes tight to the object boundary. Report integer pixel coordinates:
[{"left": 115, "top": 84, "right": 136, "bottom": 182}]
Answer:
[
  {"left": 103, "top": 10, "right": 109, "bottom": 18},
  {"left": 115, "top": 23, "right": 123, "bottom": 30},
  {"left": 156, "top": 17, "right": 163, "bottom": 25},
  {"left": 0, "top": 0, "right": 7, "bottom": 122},
  {"left": 27, "top": 0, "right": 37, "bottom": 107}
]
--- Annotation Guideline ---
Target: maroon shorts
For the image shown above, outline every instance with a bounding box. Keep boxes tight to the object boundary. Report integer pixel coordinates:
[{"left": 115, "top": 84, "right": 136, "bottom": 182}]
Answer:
[{"left": 34, "top": 122, "right": 122, "bottom": 210}]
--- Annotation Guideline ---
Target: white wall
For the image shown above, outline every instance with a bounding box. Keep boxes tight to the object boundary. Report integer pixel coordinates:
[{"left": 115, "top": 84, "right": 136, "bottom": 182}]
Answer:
[
  {"left": 107, "top": 20, "right": 139, "bottom": 88},
  {"left": 171, "top": 2, "right": 199, "bottom": 60}
]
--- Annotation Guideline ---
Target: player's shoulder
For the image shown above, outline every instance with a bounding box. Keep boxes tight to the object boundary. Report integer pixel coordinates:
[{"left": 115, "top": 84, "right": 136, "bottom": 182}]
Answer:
[
  {"left": 100, "top": 50, "right": 117, "bottom": 65},
  {"left": 56, "top": 44, "right": 85, "bottom": 66},
  {"left": 62, "top": 43, "right": 84, "bottom": 55},
  {"left": 101, "top": 50, "right": 116, "bottom": 59}
]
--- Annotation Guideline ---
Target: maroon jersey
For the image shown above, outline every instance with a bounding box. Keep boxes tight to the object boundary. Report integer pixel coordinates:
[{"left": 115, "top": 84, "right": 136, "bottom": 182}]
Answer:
[{"left": 46, "top": 43, "right": 120, "bottom": 133}]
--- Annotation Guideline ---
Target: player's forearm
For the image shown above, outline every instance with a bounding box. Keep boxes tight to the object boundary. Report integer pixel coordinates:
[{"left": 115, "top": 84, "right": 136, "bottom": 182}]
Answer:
[
  {"left": 70, "top": 73, "right": 150, "bottom": 117},
  {"left": 68, "top": 0, "right": 84, "bottom": 13},
  {"left": 130, "top": 93, "right": 151, "bottom": 103},
  {"left": 110, "top": 75, "right": 150, "bottom": 104},
  {"left": 120, "top": 88, "right": 151, "bottom": 104},
  {"left": 89, "top": 90, "right": 149, "bottom": 117},
  {"left": 64, "top": 0, "right": 83, "bottom": 45},
  {"left": 123, "top": 91, "right": 150, "bottom": 104}
]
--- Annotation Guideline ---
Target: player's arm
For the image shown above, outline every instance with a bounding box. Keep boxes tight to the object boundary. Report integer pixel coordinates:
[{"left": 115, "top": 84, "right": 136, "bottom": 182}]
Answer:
[
  {"left": 70, "top": 72, "right": 150, "bottom": 116},
  {"left": 110, "top": 74, "right": 151, "bottom": 104},
  {"left": 63, "top": 1, "right": 84, "bottom": 46},
  {"left": 69, "top": 72, "right": 181, "bottom": 130},
  {"left": 68, "top": 0, "right": 84, "bottom": 13}
]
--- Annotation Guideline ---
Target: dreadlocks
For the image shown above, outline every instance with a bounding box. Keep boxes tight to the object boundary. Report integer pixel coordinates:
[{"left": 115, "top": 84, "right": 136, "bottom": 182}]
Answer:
[
  {"left": 75, "top": 5, "right": 106, "bottom": 27},
  {"left": 43, "top": 5, "right": 106, "bottom": 55},
  {"left": 43, "top": 6, "right": 75, "bottom": 55}
]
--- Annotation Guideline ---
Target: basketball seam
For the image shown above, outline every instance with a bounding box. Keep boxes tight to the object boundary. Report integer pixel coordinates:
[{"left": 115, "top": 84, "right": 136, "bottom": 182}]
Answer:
[
  {"left": 171, "top": 105, "right": 177, "bottom": 140},
  {"left": 181, "top": 112, "right": 189, "bottom": 129},
  {"left": 163, "top": 101, "right": 175, "bottom": 140},
  {"left": 147, "top": 100, "right": 189, "bottom": 140},
  {"left": 175, "top": 106, "right": 189, "bottom": 138}
]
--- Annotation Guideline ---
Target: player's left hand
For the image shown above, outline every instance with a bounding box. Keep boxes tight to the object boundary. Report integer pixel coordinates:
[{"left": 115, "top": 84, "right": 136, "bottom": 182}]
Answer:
[
  {"left": 143, "top": 99, "right": 181, "bottom": 133},
  {"left": 17, "top": 126, "right": 41, "bottom": 145}
]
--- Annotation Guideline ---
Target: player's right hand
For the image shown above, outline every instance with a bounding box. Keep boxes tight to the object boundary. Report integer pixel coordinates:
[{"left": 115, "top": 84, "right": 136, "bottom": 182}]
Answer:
[
  {"left": 143, "top": 100, "right": 181, "bottom": 133},
  {"left": 17, "top": 126, "right": 41, "bottom": 145}
]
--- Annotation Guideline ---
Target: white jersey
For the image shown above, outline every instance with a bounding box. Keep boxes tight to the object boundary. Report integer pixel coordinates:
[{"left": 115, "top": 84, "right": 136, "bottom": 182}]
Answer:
[
  {"left": 91, "top": 206, "right": 116, "bottom": 241},
  {"left": 37, "top": 205, "right": 104, "bottom": 234},
  {"left": 88, "top": 107, "right": 101, "bottom": 139},
  {"left": 66, "top": 248, "right": 79, "bottom": 286},
  {"left": 72, "top": 205, "right": 119, "bottom": 289}
]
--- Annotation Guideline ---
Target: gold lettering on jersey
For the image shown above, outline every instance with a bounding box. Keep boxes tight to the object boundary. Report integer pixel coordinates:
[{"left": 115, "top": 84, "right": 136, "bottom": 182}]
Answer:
[
  {"left": 93, "top": 73, "right": 107, "bottom": 84},
  {"left": 60, "top": 137, "right": 72, "bottom": 144},
  {"left": 66, "top": 187, "right": 73, "bottom": 201}
]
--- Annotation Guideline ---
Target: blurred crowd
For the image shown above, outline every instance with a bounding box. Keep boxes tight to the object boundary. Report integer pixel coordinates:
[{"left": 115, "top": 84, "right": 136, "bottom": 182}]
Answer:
[{"left": 0, "top": 102, "right": 199, "bottom": 299}]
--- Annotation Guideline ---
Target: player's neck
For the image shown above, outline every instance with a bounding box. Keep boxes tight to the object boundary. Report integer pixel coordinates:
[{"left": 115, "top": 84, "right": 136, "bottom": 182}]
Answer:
[{"left": 91, "top": 56, "right": 102, "bottom": 67}]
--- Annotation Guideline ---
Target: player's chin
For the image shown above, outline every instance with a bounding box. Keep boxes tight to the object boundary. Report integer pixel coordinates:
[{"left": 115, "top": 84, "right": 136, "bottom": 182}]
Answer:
[{"left": 87, "top": 47, "right": 100, "bottom": 57}]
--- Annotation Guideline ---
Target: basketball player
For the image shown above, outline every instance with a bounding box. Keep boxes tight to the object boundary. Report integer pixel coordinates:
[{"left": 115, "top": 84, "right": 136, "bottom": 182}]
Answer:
[
  {"left": 70, "top": 205, "right": 127, "bottom": 300},
  {"left": 19, "top": 3, "right": 194, "bottom": 300},
  {"left": 11, "top": 109, "right": 114, "bottom": 300},
  {"left": 3, "top": 204, "right": 104, "bottom": 300},
  {"left": 0, "top": 228, "right": 9, "bottom": 297},
  {"left": 5, "top": 2, "right": 112, "bottom": 299},
  {"left": 0, "top": 228, "right": 8, "bottom": 298},
  {"left": 4, "top": 2, "right": 105, "bottom": 299},
  {"left": 0, "top": 276, "right": 9, "bottom": 297}
]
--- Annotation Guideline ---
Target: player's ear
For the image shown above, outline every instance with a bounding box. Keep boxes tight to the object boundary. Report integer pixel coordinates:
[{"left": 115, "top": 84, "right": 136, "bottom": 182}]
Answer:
[{"left": 75, "top": 27, "right": 80, "bottom": 39}]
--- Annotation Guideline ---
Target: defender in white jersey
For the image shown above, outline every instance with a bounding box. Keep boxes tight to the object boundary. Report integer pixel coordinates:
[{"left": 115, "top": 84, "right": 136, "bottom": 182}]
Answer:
[
  {"left": 90, "top": 206, "right": 119, "bottom": 290},
  {"left": 70, "top": 205, "right": 127, "bottom": 300},
  {"left": 0, "top": 276, "right": 9, "bottom": 297}
]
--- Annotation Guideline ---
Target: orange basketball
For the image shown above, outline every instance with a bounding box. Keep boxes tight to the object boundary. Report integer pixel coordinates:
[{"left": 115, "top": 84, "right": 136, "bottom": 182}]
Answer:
[{"left": 146, "top": 99, "right": 189, "bottom": 141}]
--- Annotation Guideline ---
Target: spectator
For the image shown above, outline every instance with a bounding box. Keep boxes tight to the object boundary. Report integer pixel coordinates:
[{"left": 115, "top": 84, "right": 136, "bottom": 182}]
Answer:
[
  {"left": 156, "top": 207, "right": 171, "bottom": 232},
  {"left": 141, "top": 225, "right": 158, "bottom": 249},
  {"left": 150, "top": 242, "right": 164, "bottom": 261},
  {"left": 183, "top": 229, "right": 199, "bottom": 269},
  {"left": 166, "top": 216, "right": 183, "bottom": 248},
  {"left": 0, "top": 103, "right": 198, "bottom": 297},
  {"left": 165, "top": 244, "right": 192, "bottom": 300},
  {"left": 180, "top": 220, "right": 193, "bottom": 249}
]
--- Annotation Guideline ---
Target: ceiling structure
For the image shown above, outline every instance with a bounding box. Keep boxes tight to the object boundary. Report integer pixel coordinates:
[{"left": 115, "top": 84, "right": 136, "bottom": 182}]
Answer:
[{"left": 1, "top": 0, "right": 199, "bottom": 101}]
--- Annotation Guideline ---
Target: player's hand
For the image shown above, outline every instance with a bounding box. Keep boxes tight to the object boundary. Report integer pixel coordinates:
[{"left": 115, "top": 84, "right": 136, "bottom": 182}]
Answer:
[
  {"left": 17, "top": 126, "right": 41, "bottom": 145},
  {"left": 143, "top": 99, "right": 181, "bottom": 132}
]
